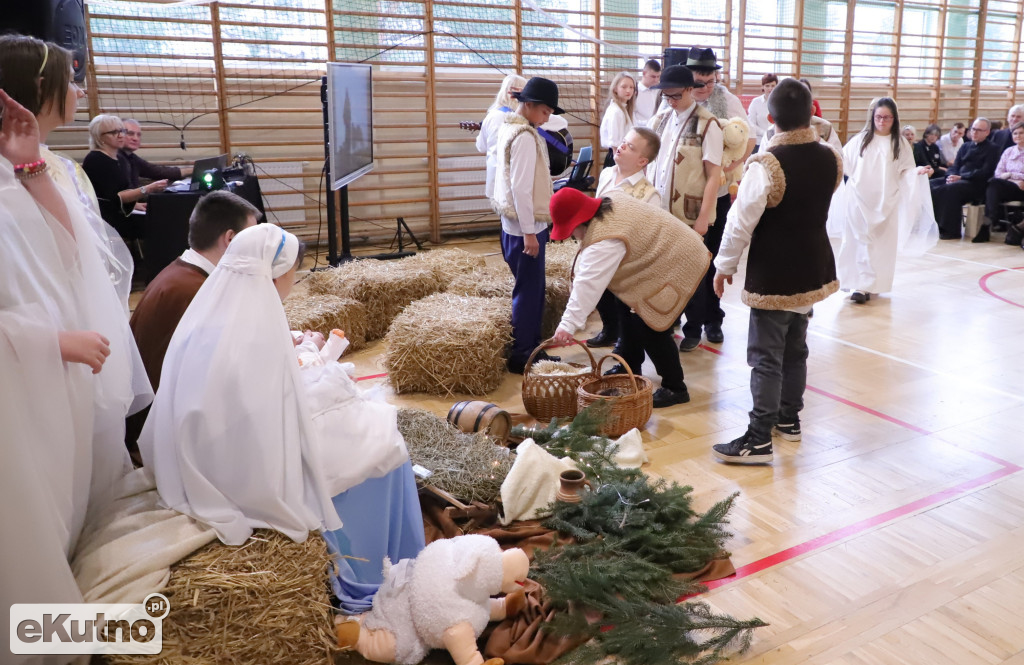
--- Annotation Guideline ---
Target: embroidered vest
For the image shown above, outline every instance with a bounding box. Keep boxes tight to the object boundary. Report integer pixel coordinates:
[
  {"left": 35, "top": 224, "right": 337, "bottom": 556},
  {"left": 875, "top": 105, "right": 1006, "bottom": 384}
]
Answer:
[
  {"left": 651, "top": 105, "right": 720, "bottom": 225},
  {"left": 491, "top": 114, "right": 553, "bottom": 224}
]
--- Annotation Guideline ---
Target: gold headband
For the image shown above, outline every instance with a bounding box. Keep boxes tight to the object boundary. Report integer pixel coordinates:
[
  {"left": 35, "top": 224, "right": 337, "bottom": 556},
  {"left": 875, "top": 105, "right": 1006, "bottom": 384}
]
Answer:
[{"left": 38, "top": 45, "right": 49, "bottom": 77}]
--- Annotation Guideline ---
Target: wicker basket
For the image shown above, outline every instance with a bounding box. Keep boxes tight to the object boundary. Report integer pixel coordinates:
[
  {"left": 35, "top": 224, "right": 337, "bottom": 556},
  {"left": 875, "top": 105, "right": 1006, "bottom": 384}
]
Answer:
[
  {"left": 577, "top": 353, "right": 654, "bottom": 437},
  {"left": 522, "top": 339, "right": 598, "bottom": 422}
]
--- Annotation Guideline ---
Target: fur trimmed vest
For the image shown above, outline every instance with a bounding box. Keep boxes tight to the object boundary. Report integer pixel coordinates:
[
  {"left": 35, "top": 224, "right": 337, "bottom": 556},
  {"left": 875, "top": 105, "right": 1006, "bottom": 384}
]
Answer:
[
  {"left": 741, "top": 127, "right": 842, "bottom": 310},
  {"left": 617, "top": 176, "right": 658, "bottom": 203},
  {"left": 491, "top": 113, "right": 552, "bottom": 223},
  {"left": 580, "top": 193, "right": 710, "bottom": 331},
  {"left": 650, "top": 104, "right": 720, "bottom": 224}
]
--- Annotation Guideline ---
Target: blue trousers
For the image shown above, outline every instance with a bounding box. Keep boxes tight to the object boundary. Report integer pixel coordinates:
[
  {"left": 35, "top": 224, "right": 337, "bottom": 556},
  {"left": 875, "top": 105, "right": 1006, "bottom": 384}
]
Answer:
[{"left": 501, "top": 228, "right": 548, "bottom": 364}]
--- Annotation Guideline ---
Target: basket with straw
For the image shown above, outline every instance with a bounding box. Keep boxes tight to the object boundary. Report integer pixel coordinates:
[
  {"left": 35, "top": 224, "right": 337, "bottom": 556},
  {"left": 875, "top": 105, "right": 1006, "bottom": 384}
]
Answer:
[
  {"left": 577, "top": 353, "right": 654, "bottom": 437},
  {"left": 522, "top": 338, "right": 598, "bottom": 421}
]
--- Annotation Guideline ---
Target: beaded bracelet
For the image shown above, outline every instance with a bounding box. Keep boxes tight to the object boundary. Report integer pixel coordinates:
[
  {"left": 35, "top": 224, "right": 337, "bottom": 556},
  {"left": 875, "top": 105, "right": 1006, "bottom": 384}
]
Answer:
[{"left": 14, "top": 159, "right": 48, "bottom": 181}]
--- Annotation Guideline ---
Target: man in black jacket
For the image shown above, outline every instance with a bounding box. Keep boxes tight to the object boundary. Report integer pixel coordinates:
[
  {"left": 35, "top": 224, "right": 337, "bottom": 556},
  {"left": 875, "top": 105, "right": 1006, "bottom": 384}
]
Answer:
[
  {"left": 930, "top": 118, "right": 1002, "bottom": 239},
  {"left": 118, "top": 119, "right": 193, "bottom": 188}
]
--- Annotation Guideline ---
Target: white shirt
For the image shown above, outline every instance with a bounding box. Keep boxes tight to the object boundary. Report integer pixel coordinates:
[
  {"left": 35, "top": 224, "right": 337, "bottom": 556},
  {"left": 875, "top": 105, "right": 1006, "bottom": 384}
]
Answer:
[
  {"left": 476, "top": 108, "right": 507, "bottom": 198},
  {"left": 650, "top": 103, "right": 724, "bottom": 210},
  {"left": 600, "top": 102, "right": 634, "bottom": 149},
  {"left": 180, "top": 247, "right": 217, "bottom": 275},
  {"left": 634, "top": 83, "right": 659, "bottom": 126},
  {"left": 595, "top": 166, "right": 662, "bottom": 206},
  {"left": 501, "top": 132, "right": 547, "bottom": 236},
  {"left": 937, "top": 133, "right": 963, "bottom": 166},
  {"left": 747, "top": 94, "right": 771, "bottom": 143},
  {"left": 556, "top": 238, "right": 628, "bottom": 334},
  {"left": 714, "top": 162, "right": 812, "bottom": 314}
]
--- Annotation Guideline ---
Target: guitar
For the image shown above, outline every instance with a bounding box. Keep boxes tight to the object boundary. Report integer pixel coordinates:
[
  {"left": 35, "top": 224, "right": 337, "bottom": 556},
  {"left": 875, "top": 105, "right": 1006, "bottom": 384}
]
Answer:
[{"left": 459, "top": 119, "right": 574, "bottom": 177}]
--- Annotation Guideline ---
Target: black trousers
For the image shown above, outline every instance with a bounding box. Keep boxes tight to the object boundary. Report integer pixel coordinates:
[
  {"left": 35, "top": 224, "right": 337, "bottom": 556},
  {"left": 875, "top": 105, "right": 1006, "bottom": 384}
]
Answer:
[
  {"left": 746, "top": 309, "right": 809, "bottom": 440},
  {"left": 930, "top": 179, "right": 986, "bottom": 237},
  {"left": 985, "top": 178, "right": 1024, "bottom": 223},
  {"left": 681, "top": 193, "right": 730, "bottom": 339},
  {"left": 616, "top": 300, "right": 686, "bottom": 391},
  {"left": 594, "top": 289, "right": 620, "bottom": 336}
]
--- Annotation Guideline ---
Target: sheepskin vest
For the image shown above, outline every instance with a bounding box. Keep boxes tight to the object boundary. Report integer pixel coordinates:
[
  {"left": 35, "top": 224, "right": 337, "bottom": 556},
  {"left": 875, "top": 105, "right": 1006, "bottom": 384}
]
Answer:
[
  {"left": 742, "top": 127, "right": 843, "bottom": 310},
  {"left": 698, "top": 84, "right": 731, "bottom": 120},
  {"left": 580, "top": 193, "right": 711, "bottom": 331},
  {"left": 651, "top": 104, "right": 720, "bottom": 225},
  {"left": 618, "top": 176, "right": 658, "bottom": 203},
  {"left": 491, "top": 113, "right": 552, "bottom": 223}
]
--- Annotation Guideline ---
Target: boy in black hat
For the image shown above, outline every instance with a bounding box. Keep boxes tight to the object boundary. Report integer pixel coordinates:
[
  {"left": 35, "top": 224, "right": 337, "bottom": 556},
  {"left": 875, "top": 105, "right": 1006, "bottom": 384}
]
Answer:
[
  {"left": 674, "top": 46, "right": 755, "bottom": 351},
  {"left": 711, "top": 78, "right": 843, "bottom": 464},
  {"left": 491, "top": 76, "right": 564, "bottom": 373}
]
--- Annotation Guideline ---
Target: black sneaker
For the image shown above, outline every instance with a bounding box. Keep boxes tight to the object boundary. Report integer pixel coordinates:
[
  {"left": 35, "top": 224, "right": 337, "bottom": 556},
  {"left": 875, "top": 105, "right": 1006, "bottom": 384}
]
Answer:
[
  {"left": 712, "top": 432, "right": 773, "bottom": 464},
  {"left": 704, "top": 322, "right": 724, "bottom": 344},
  {"left": 603, "top": 363, "right": 628, "bottom": 376},
  {"left": 652, "top": 386, "right": 690, "bottom": 408},
  {"left": 850, "top": 291, "right": 869, "bottom": 304},
  {"left": 534, "top": 351, "right": 561, "bottom": 363},
  {"left": 772, "top": 420, "right": 801, "bottom": 442},
  {"left": 679, "top": 336, "right": 701, "bottom": 352}
]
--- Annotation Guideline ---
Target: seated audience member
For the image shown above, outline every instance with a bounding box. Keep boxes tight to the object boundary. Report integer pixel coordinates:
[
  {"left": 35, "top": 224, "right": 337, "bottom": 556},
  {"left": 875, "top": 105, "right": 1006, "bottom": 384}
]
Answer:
[
  {"left": 989, "top": 105, "right": 1024, "bottom": 152},
  {"left": 82, "top": 114, "right": 168, "bottom": 240},
  {"left": 800, "top": 78, "right": 822, "bottom": 117},
  {"left": 913, "top": 124, "right": 948, "bottom": 180},
  {"left": 120, "top": 118, "right": 192, "bottom": 188},
  {"left": 938, "top": 123, "right": 966, "bottom": 165},
  {"left": 979, "top": 121, "right": 1024, "bottom": 241},
  {"left": 634, "top": 59, "right": 662, "bottom": 126},
  {"left": 747, "top": 73, "right": 778, "bottom": 151},
  {"left": 139, "top": 223, "right": 424, "bottom": 612},
  {"left": 125, "top": 190, "right": 260, "bottom": 462},
  {"left": 902, "top": 125, "right": 917, "bottom": 144},
  {"left": 930, "top": 118, "right": 1002, "bottom": 239}
]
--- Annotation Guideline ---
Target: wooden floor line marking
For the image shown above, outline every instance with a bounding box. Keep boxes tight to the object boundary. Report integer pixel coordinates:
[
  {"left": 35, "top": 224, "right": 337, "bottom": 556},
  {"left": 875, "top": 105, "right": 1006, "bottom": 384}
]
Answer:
[{"left": 978, "top": 266, "right": 1024, "bottom": 309}]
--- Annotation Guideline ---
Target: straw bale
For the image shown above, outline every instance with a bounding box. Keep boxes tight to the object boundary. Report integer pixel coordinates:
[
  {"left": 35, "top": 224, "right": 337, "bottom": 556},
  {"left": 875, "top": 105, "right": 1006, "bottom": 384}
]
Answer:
[
  {"left": 397, "top": 408, "right": 513, "bottom": 504},
  {"left": 446, "top": 264, "right": 514, "bottom": 299},
  {"left": 545, "top": 238, "right": 580, "bottom": 281},
  {"left": 401, "top": 248, "right": 487, "bottom": 288},
  {"left": 108, "top": 530, "right": 335, "bottom": 665},
  {"left": 542, "top": 276, "right": 571, "bottom": 339},
  {"left": 283, "top": 293, "right": 368, "bottom": 352},
  {"left": 303, "top": 260, "right": 444, "bottom": 340},
  {"left": 385, "top": 293, "right": 513, "bottom": 395}
]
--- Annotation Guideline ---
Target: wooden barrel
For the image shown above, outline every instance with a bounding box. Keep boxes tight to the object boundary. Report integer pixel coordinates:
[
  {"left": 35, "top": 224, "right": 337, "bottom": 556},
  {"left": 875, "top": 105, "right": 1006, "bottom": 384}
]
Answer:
[{"left": 446, "top": 401, "right": 511, "bottom": 445}]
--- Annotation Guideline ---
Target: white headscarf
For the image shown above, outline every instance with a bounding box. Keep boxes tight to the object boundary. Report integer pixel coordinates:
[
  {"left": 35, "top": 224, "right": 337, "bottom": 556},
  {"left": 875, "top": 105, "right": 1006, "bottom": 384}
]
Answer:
[{"left": 139, "top": 223, "right": 343, "bottom": 545}]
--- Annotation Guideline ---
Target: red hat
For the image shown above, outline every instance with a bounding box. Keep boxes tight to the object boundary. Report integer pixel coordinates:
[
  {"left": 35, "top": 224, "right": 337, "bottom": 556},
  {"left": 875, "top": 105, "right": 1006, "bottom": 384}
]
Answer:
[{"left": 549, "top": 188, "right": 603, "bottom": 241}]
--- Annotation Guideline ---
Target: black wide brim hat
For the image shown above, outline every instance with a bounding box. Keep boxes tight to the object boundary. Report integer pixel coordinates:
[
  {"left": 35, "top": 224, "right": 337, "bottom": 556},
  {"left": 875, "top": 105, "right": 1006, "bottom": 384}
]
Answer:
[
  {"left": 651, "top": 65, "right": 706, "bottom": 90},
  {"left": 512, "top": 76, "right": 565, "bottom": 115},
  {"left": 686, "top": 46, "right": 722, "bottom": 70}
]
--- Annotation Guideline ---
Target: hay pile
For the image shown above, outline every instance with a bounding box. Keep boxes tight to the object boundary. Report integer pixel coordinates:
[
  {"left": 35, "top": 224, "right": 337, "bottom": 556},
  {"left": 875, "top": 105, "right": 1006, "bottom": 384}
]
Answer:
[
  {"left": 447, "top": 264, "right": 514, "bottom": 299},
  {"left": 398, "top": 408, "right": 512, "bottom": 504},
  {"left": 304, "top": 260, "right": 444, "bottom": 340},
  {"left": 545, "top": 238, "right": 580, "bottom": 281},
  {"left": 109, "top": 530, "right": 335, "bottom": 665},
  {"left": 385, "top": 293, "right": 512, "bottom": 395},
  {"left": 401, "top": 248, "right": 486, "bottom": 288},
  {"left": 284, "top": 293, "right": 368, "bottom": 351},
  {"left": 542, "top": 276, "right": 571, "bottom": 339}
]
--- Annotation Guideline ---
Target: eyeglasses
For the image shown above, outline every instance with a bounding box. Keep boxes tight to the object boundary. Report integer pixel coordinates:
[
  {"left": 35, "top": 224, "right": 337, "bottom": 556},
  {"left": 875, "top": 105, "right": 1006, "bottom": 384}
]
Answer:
[
  {"left": 970, "top": 126, "right": 989, "bottom": 132},
  {"left": 874, "top": 115, "right": 894, "bottom": 121},
  {"left": 663, "top": 92, "right": 684, "bottom": 100},
  {"left": 103, "top": 129, "right": 126, "bottom": 136}
]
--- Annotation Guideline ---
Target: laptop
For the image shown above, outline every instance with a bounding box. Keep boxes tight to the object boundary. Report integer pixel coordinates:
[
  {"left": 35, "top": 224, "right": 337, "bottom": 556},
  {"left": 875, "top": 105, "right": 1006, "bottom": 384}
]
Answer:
[{"left": 190, "top": 154, "right": 230, "bottom": 191}]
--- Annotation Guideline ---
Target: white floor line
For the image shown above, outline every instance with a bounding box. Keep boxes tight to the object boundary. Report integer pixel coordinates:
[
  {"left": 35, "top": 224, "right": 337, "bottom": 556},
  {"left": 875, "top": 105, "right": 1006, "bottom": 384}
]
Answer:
[
  {"left": 921, "top": 250, "right": 1024, "bottom": 273},
  {"left": 717, "top": 300, "right": 1022, "bottom": 401}
]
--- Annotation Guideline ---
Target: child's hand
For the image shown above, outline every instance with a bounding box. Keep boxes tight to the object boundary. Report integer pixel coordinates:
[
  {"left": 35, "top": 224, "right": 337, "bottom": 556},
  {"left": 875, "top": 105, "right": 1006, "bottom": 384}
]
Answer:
[
  {"left": 551, "top": 329, "right": 574, "bottom": 345},
  {"left": 59, "top": 330, "right": 111, "bottom": 374},
  {"left": 713, "top": 273, "right": 732, "bottom": 298},
  {"left": 522, "top": 233, "right": 539, "bottom": 257},
  {"left": 0, "top": 90, "right": 43, "bottom": 166},
  {"left": 302, "top": 330, "right": 326, "bottom": 350},
  {"left": 693, "top": 215, "right": 710, "bottom": 236}
]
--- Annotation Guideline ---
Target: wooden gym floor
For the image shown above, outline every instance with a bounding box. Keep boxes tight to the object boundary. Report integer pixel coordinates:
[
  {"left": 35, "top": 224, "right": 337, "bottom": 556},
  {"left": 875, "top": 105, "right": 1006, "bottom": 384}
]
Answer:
[{"left": 337, "top": 233, "right": 1024, "bottom": 664}]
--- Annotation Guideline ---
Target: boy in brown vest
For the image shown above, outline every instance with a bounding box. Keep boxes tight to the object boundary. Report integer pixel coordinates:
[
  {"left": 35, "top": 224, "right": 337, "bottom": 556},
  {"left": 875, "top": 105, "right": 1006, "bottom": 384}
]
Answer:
[
  {"left": 549, "top": 188, "right": 710, "bottom": 408},
  {"left": 711, "top": 78, "right": 842, "bottom": 463}
]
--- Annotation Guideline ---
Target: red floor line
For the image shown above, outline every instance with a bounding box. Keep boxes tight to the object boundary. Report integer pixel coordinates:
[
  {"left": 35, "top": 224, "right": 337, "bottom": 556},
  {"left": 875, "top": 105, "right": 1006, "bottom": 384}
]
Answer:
[
  {"left": 804, "top": 385, "right": 932, "bottom": 436},
  {"left": 698, "top": 460, "right": 1021, "bottom": 594},
  {"left": 978, "top": 266, "right": 1024, "bottom": 309},
  {"left": 355, "top": 372, "right": 388, "bottom": 382}
]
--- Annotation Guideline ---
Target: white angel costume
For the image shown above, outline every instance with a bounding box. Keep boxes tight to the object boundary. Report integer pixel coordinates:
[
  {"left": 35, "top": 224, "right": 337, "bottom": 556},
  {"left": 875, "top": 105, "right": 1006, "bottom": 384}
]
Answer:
[
  {"left": 832, "top": 133, "right": 936, "bottom": 294},
  {"left": 0, "top": 154, "right": 150, "bottom": 628}
]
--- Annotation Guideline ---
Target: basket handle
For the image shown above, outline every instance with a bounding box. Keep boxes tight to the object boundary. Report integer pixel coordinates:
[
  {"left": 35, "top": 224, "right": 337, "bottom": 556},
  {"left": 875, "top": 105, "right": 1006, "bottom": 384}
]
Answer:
[
  {"left": 595, "top": 353, "right": 640, "bottom": 395},
  {"left": 524, "top": 337, "right": 599, "bottom": 377}
]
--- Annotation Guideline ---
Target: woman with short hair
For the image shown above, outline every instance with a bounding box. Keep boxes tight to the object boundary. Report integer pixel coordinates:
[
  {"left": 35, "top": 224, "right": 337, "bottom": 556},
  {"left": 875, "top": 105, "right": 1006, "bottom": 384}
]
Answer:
[{"left": 913, "top": 124, "right": 947, "bottom": 180}]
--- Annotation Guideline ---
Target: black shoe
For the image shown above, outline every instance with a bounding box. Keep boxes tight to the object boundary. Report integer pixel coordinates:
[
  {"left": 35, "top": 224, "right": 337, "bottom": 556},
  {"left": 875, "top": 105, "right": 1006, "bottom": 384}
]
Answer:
[
  {"left": 850, "top": 291, "right": 869, "bottom": 304},
  {"left": 772, "top": 419, "right": 801, "bottom": 442},
  {"left": 652, "top": 386, "right": 690, "bottom": 408},
  {"left": 704, "top": 323, "right": 724, "bottom": 344},
  {"left": 585, "top": 330, "right": 616, "bottom": 348},
  {"left": 972, "top": 226, "right": 990, "bottom": 243},
  {"left": 534, "top": 351, "right": 561, "bottom": 363},
  {"left": 808, "top": 307, "right": 814, "bottom": 318},
  {"left": 603, "top": 363, "right": 628, "bottom": 376},
  {"left": 712, "top": 431, "right": 773, "bottom": 464},
  {"left": 939, "top": 232, "right": 961, "bottom": 240},
  {"left": 679, "top": 336, "right": 701, "bottom": 352},
  {"left": 508, "top": 358, "right": 526, "bottom": 374}
]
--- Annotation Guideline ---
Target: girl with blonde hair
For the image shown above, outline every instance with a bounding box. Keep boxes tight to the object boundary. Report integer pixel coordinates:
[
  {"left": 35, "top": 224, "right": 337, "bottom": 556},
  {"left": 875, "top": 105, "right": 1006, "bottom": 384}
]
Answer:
[
  {"left": 599, "top": 71, "right": 637, "bottom": 166},
  {"left": 476, "top": 73, "right": 528, "bottom": 197}
]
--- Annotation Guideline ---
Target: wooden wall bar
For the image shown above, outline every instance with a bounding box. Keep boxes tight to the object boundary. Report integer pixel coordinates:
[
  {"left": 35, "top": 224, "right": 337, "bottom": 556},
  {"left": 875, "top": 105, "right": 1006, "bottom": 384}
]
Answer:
[{"left": 47, "top": 0, "right": 1024, "bottom": 250}]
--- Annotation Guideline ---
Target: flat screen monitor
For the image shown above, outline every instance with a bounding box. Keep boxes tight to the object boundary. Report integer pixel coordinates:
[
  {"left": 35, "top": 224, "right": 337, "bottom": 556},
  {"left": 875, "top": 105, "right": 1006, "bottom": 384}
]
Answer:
[{"left": 326, "top": 62, "right": 373, "bottom": 190}]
